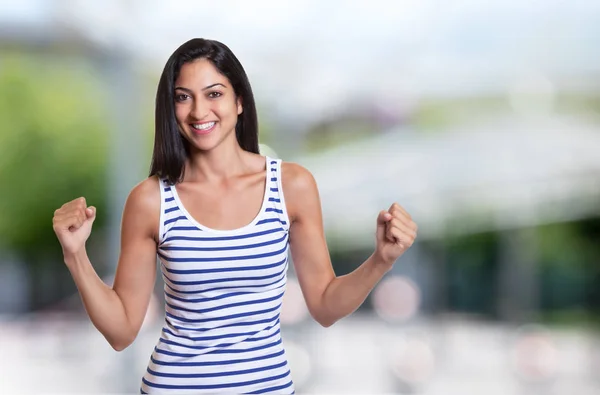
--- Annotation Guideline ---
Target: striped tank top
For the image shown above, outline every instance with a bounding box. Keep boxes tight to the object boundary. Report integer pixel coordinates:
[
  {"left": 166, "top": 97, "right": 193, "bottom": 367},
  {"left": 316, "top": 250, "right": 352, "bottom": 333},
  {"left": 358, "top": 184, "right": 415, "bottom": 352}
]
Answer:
[{"left": 140, "top": 156, "right": 295, "bottom": 394}]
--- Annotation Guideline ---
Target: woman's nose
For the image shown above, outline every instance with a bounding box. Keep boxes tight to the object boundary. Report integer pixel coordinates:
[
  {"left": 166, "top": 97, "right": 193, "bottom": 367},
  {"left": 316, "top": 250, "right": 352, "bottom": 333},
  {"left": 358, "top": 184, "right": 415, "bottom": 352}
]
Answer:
[{"left": 190, "top": 98, "right": 210, "bottom": 120}]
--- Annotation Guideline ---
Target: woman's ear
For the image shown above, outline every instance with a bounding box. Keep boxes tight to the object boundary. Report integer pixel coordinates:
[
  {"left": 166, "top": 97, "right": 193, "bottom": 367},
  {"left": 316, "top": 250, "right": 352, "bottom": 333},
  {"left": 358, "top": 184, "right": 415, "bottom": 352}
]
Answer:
[{"left": 237, "top": 96, "right": 243, "bottom": 115}]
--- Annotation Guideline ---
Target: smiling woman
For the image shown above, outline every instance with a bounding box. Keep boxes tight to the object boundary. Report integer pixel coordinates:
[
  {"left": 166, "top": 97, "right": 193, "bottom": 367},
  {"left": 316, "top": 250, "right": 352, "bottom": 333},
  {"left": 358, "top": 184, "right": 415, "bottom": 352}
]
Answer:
[
  {"left": 51, "top": 38, "right": 418, "bottom": 394},
  {"left": 151, "top": 39, "right": 259, "bottom": 186}
]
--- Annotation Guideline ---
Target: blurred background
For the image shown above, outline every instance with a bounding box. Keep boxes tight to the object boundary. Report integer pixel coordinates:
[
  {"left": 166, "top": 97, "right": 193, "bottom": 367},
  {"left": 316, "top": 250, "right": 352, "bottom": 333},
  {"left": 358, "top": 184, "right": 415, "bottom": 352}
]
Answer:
[{"left": 1, "top": 0, "right": 599, "bottom": 393}]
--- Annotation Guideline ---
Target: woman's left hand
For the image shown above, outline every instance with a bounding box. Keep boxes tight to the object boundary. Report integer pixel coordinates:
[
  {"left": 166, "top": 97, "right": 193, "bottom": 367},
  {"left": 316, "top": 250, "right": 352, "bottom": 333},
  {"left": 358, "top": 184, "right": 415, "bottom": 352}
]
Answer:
[{"left": 374, "top": 203, "right": 418, "bottom": 268}]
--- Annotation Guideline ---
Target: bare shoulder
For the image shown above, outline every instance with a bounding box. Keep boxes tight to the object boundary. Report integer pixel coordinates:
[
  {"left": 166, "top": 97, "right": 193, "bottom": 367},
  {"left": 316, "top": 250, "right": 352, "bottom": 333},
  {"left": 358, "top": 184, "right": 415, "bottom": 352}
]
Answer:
[
  {"left": 281, "top": 162, "right": 320, "bottom": 222},
  {"left": 123, "top": 176, "right": 161, "bottom": 238},
  {"left": 282, "top": 161, "right": 318, "bottom": 194},
  {"left": 127, "top": 176, "right": 161, "bottom": 209}
]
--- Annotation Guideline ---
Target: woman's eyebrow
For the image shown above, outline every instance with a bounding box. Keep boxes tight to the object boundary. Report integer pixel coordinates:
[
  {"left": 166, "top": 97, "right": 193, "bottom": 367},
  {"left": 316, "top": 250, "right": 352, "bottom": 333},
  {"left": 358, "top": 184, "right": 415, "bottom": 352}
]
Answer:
[{"left": 174, "top": 83, "right": 226, "bottom": 92}]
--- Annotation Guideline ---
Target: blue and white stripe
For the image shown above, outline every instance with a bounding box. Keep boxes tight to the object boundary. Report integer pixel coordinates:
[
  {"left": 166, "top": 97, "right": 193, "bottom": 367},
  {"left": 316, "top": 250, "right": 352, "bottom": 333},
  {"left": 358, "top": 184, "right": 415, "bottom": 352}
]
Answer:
[{"left": 141, "top": 157, "right": 294, "bottom": 394}]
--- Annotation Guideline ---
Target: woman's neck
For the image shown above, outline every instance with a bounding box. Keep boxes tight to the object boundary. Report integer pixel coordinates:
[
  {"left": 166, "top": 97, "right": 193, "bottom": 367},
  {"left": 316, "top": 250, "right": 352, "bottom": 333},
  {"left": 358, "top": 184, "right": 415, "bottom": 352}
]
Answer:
[{"left": 185, "top": 143, "right": 256, "bottom": 183}]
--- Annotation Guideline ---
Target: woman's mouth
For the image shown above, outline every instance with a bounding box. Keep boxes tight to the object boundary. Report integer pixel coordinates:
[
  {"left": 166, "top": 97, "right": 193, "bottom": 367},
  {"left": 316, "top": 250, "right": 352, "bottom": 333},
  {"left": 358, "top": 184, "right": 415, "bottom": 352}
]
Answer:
[{"left": 190, "top": 121, "right": 216, "bottom": 135}]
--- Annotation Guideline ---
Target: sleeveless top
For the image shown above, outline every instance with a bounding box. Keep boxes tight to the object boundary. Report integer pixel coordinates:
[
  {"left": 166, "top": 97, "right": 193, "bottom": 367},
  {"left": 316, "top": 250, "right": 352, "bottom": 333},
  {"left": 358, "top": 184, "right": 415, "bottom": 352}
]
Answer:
[{"left": 140, "top": 157, "right": 295, "bottom": 394}]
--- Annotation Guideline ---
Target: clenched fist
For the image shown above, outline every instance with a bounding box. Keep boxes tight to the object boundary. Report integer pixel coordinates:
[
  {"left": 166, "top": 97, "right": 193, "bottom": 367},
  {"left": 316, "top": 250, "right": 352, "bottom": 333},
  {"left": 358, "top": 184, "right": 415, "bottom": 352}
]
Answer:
[
  {"left": 375, "top": 203, "right": 418, "bottom": 267},
  {"left": 52, "top": 197, "right": 97, "bottom": 256}
]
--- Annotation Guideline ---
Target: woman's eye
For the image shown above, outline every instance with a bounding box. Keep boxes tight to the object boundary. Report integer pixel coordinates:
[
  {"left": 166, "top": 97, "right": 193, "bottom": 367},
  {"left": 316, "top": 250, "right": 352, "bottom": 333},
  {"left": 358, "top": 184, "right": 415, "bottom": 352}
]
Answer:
[
  {"left": 208, "top": 91, "right": 222, "bottom": 99},
  {"left": 175, "top": 94, "right": 189, "bottom": 102}
]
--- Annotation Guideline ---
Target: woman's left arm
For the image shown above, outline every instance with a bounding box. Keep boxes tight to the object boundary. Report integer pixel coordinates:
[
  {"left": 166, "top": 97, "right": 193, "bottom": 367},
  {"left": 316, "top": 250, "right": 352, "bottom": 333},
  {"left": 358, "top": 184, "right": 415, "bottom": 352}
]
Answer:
[{"left": 282, "top": 162, "right": 418, "bottom": 327}]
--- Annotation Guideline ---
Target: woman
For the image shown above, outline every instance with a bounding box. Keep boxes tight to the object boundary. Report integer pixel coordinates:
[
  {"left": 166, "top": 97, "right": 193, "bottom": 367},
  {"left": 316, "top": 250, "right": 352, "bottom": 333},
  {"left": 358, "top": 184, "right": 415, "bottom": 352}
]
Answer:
[{"left": 52, "top": 38, "right": 417, "bottom": 394}]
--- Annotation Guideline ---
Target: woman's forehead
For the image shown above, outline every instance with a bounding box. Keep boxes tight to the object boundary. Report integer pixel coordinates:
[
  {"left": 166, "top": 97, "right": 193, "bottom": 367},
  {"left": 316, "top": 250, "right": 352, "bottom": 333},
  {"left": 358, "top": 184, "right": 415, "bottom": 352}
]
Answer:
[{"left": 176, "top": 59, "right": 230, "bottom": 88}]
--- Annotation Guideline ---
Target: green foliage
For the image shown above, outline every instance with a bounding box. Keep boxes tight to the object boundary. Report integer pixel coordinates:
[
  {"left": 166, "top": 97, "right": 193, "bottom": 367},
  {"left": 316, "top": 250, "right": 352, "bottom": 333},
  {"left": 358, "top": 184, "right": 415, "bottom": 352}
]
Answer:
[
  {"left": 556, "top": 94, "right": 600, "bottom": 120},
  {"left": 441, "top": 231, "right": 499, "bottom": 268},
  {"left": 412, "top": 96, "right": 510, "bottom": 131},
  {"left": 0, "top": 53, "right": 110, "bottom": 261},
  {"left": 304, "top": 118, "right": 379, "bottom": 152},
  {"left": 536, "top": 220, "right": 600, "bottom": 269}
]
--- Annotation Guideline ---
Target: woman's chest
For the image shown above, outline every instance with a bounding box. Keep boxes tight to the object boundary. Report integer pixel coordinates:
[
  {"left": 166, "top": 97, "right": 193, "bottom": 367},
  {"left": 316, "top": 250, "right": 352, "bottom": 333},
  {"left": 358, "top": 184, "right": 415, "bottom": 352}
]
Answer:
[{"left": 176, "top": 178, "right": 266, "bottom": 231}]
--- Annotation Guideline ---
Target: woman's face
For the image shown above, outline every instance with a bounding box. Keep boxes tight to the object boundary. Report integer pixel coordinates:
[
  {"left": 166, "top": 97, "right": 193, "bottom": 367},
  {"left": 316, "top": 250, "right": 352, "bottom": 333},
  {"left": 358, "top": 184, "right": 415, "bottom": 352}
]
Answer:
[{"left": 174, "top": 58, "right": 242, "bottom": 152}]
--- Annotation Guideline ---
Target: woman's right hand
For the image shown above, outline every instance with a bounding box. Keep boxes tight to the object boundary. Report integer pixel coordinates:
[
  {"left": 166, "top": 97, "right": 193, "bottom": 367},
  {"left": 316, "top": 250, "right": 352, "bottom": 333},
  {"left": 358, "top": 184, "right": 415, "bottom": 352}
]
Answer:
[{"left": 52, "top": 197, "right": 96, "bottom": 257}]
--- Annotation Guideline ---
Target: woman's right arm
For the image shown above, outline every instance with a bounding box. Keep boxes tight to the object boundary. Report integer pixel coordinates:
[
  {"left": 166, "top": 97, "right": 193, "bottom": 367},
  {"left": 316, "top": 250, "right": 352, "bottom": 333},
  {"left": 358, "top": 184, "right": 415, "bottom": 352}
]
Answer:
[{"left": 52, "top": 177, "right": 160, "bottom": 351}]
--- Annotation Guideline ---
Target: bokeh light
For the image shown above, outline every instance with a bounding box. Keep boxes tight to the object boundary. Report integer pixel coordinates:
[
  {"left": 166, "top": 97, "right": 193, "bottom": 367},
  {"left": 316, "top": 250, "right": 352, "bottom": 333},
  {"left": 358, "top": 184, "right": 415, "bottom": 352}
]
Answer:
[
  {"left": 510, "top": 325, "right": 559, "bottom": 383},
  {"left": 280, "top": 277, "right": 310, "bottom": 325},
  {"left": 372, "top": 275, "right": 421, "bottom": 323},
  {"left": 390, "top": 335, "right": 436, "bottom": 390}
]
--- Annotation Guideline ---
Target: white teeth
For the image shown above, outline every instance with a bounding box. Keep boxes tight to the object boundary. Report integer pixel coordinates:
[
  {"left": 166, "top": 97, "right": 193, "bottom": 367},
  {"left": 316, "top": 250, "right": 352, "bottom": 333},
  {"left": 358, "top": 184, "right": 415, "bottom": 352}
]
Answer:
[{"left": 192, "top": 122, "right": 215, "bottom": 130}]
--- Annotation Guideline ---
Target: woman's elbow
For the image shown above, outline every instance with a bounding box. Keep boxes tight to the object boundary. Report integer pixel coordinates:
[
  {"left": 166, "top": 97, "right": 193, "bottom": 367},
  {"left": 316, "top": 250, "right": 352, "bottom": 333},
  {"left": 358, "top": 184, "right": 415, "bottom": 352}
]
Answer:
[
  {"left": 107, "top": 332, "right": 136, "bottom": 352},
  {"left": 109, "top": 339, "right": 130, "bottom": 352},
  {"left": 311, "top": 311, "right": 337, "bottom": 328},
  {"left": 318, "top": 319, "right": 336, "bottom": 328}
]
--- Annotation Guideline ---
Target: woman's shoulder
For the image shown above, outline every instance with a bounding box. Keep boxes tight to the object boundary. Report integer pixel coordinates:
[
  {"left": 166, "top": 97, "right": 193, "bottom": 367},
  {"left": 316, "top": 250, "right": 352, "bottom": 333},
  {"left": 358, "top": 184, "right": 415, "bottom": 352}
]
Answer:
[
  {"left": 281, "top": 161, "right": 313, "bottom": 181},
  {"left": 126, "top": 176, "right": 162, "bottom": 213},
  {"left": 281, "top": 161, "right": 319, "bottom": 200}
]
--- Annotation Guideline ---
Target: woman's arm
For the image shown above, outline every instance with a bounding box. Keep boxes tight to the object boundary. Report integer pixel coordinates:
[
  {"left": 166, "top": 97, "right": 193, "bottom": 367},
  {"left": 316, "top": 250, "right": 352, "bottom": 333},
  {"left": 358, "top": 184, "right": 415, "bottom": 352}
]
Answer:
[
  {"left": 282, "top": 163, "right": 417, "bottom": 327},
  {"left": 53, "top": 177, "right": 160, "bottom": 350}
]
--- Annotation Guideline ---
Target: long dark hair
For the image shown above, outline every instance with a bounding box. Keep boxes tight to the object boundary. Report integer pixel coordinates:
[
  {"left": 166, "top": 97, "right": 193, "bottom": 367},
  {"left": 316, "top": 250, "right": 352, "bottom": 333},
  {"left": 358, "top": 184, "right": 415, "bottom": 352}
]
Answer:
[{"left": 149, "top": 38, "right": 259, "bottom": 184}]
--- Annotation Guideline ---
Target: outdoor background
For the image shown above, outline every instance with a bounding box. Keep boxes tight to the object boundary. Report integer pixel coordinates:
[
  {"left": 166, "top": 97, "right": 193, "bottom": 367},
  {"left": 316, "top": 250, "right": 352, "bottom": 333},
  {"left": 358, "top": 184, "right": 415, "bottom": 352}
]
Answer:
[{"left": 0, "top": 0, "right": 599, "bottom": 394}]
